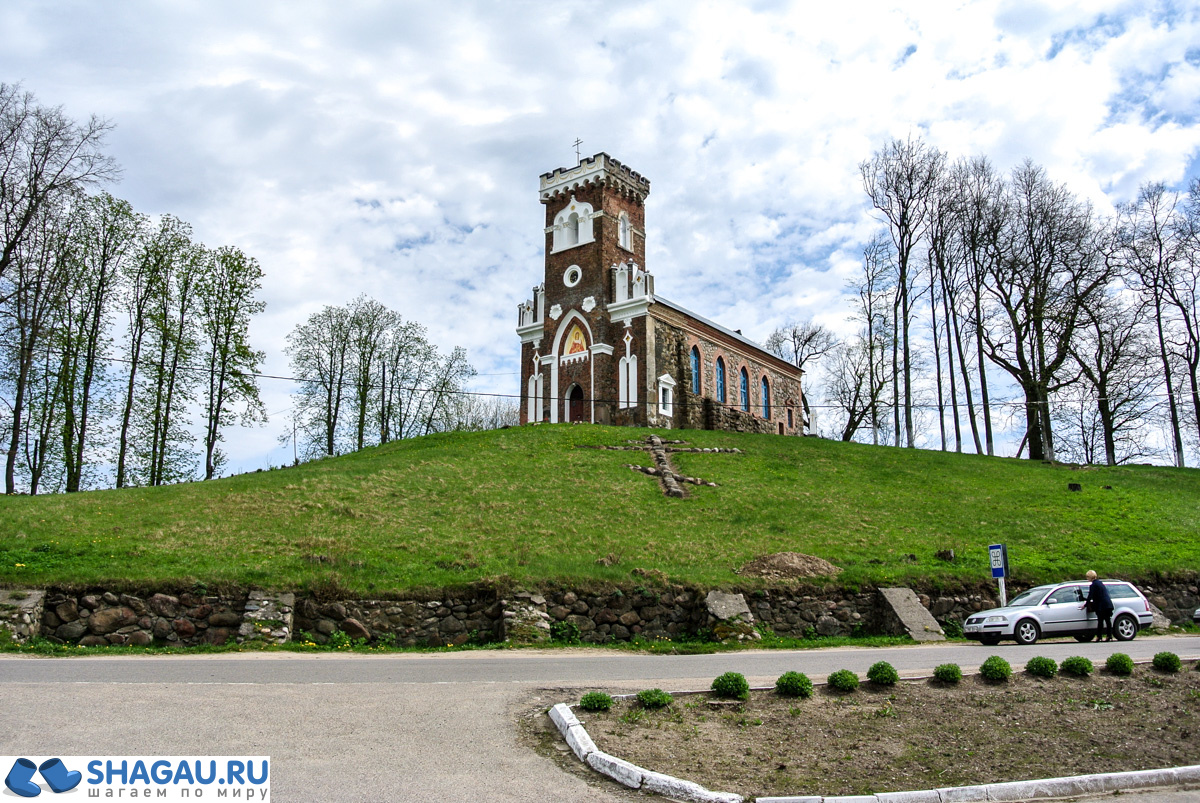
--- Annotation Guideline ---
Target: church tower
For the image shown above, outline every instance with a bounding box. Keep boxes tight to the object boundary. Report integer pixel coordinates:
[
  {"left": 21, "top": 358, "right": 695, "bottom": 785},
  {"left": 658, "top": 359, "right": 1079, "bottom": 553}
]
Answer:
[{"left": 517, "top": 153, "right": 651, "bottom": 425}]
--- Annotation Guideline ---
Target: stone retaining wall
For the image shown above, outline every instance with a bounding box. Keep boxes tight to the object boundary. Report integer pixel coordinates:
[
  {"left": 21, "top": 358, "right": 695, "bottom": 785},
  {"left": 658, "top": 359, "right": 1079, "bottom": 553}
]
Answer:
[{"left": 7, "top": 579, "right": 1196, "bottom": 649}]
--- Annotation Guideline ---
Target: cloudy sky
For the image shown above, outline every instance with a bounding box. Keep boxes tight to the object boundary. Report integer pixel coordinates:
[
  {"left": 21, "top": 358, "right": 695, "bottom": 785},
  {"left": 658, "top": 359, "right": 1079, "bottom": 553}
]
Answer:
[{"left": 3, "top": 0, "right": 1199, "bottom": 470}]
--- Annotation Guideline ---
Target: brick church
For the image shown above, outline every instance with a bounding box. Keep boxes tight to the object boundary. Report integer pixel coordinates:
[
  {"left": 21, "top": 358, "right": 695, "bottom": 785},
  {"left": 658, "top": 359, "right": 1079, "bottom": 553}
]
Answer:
[{"left": 516, "top": 153, "right": 805, "bottom": 434}]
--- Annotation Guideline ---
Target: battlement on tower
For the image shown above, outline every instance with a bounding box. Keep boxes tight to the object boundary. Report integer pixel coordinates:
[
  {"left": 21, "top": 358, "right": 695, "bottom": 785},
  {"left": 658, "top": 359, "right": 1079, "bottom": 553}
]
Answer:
[{"left": 539, "top": 152, "right": 650, "bottom": 203}]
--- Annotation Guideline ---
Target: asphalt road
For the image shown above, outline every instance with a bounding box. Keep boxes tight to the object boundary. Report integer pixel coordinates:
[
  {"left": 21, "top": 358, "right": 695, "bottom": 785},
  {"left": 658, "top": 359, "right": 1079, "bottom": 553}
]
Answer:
[{"left": 2, "top": 636, "right": 1198, "bottom": 802}]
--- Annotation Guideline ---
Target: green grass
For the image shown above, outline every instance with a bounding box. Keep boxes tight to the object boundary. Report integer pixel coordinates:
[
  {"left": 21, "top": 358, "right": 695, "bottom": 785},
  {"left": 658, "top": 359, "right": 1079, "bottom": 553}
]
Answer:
[{"left": 1, "top": 424, "right": 1198, "bottom": 595}]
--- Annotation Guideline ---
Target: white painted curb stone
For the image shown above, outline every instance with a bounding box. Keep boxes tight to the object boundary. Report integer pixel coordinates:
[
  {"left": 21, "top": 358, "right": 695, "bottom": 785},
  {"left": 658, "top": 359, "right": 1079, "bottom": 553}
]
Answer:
[{"left": 549, "top": 702, "right": 745, "bottom": 802}]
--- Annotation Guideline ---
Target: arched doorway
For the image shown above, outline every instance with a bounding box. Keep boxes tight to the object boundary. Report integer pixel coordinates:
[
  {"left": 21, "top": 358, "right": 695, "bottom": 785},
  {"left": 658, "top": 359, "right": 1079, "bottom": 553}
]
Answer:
[{"left": 567, "top": 384, "right": 587, "bottom": 423}]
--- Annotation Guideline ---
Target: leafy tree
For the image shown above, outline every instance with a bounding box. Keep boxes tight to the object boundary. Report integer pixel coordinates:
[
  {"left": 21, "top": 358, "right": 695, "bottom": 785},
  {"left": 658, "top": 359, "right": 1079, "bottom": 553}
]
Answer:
[{"left": 197, "top": 245, "right": 266, "bottom": 479}]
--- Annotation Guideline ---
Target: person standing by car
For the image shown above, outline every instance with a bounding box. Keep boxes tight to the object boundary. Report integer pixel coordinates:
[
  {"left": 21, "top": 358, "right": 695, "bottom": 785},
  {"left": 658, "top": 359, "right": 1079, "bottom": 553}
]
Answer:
[{"left": 1082, "top": 570, "right": 1114, "bottom": 641}]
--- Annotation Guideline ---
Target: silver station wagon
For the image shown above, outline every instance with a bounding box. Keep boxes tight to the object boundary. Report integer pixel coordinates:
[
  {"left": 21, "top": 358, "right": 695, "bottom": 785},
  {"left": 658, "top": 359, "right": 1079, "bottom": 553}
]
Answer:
[{"left": 963, "top": 580, "right": 1153, "bottom": 646}]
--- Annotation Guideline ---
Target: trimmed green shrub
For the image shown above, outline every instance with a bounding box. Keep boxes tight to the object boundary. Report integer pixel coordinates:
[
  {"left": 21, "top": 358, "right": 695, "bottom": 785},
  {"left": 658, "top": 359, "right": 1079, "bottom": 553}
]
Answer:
[
  {"left": 867, "top": 660, "right": 899, "bottom": 686},
  {"left": 579, "top": 691, "right": 613, "bottom": 711},
  {"left": 1105, "top": 653, "right": 1134, "bottom": 676},
  {"left": 1152, "top": 651, "right": 1182, "bottom": 673},
  {"left": 979, "top": 655, "right": 1012, "bottom": 682},
  {"left": 1061, "top": 656, "right": 1094, "bottom": 677},
  {"left": 1025, "top": 656, "right": 1058, "bottom": 678},
  {"left": 933, "top": 663, "right": 962, "bottom": 684},
  {"left": 711, "top": 671, "right": 750, "bottom": 700},
  {"left": 775, "top": 671, "right": 814, "bottom": 698},
  {"left": 827, "top": 669, "right": 859, "bottom": 692},
  {"left": 636, "top": 688, "right": 673, "bottom": 709}
]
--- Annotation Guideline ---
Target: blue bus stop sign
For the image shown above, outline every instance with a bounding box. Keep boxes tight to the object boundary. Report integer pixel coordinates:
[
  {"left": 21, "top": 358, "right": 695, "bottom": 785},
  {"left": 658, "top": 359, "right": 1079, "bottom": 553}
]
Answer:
[{"left": 989, "top": 544, "right": 1007, "bottom": 579}]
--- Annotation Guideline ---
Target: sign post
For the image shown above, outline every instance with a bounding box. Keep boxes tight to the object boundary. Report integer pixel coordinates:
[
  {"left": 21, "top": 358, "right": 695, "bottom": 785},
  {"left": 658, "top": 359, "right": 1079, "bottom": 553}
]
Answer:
[{"left": 989, "top": 543, "right": 1009, "bottom": 606}]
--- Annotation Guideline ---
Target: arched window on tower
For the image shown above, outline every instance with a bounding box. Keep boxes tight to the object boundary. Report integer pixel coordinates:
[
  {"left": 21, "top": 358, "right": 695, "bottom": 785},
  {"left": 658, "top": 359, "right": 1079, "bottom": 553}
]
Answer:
[
  {"left": 690, "top": 346, "right": 701, "bottom": 394},
  {"left": 761, "top": 376, "right": 770, "bottom": 418},
  {"left": 715, "top": 357, "right": 726, "bottom": 404},
  {"left": 619, "top": 212, "right": 632, "bottom": 250},
  {"left": 566, "top": 212, "right": 580, "bottom": 246},
  {"left": 740, "top": 367, "right": 749, "bottom": 412}
]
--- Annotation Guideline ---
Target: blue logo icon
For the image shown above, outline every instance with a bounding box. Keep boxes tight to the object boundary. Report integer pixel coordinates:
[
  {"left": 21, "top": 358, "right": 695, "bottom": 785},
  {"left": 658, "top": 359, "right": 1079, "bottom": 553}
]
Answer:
[{"left": 5, "top": 758, "right": 82, "bottom": 797}]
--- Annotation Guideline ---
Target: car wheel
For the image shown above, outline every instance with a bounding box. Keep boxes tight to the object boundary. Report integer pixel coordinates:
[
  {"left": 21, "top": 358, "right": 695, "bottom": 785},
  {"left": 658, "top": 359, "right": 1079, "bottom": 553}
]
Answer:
[
  {"left": 1014, "top": 619, "right": 1040, "bottom": 645},
  {"left": 980, "top": 634, "right": 1001, "bottom": 646},
  {"left": 1113, "top": 614, "right": 1138, "bottom": 642},
  {"left": 1074, "top": 633, "right": 1095, "bottom": 643}
]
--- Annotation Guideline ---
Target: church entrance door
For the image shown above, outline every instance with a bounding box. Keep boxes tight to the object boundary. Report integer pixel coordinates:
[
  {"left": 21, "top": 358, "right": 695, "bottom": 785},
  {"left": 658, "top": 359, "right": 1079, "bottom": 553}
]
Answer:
[{"left": 568, "top": 385, "right": 587, "bottom": 423}]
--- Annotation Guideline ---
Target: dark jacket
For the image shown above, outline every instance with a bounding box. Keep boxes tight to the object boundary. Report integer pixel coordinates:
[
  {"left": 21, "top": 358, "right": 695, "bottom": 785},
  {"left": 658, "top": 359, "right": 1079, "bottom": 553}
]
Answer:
[{"left": 1085, "top": 578, "right": 1114, "bottom": 614}]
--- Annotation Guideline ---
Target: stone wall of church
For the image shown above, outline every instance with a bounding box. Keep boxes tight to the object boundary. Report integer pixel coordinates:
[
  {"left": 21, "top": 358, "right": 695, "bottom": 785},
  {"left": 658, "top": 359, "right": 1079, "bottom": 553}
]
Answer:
[{"left": 649, "top": 310, "right": 804, "bottom": 435}]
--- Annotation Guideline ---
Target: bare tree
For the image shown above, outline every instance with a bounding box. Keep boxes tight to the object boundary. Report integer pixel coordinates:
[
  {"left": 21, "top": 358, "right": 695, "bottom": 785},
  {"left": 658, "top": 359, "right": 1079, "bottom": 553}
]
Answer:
[
  {"left": 765, "top": 319, "right": 836, "bottom": 434},
  {"left": 1067, "top": 284, "right": 1160, "bottom": 465},
  {"left": 288, "top": 304, "right": 352, "bottom": 458},
  {"left": 950, "top": 156, "right": 1008, "bottom": 455},
  {"left": 861, "top": 136, "right": 946, "bottom": 447},
  {"left": 0, "top": 84, "right": 118, "bottom": 287},
  {"left": 1116, "top": 182, "right": 1190, "bottom": 465},
  {"left": 845, "top": 233, "right": 894, "bottom": 445},
  {"left": 982, "top": 161, "right": 1108, "bottom": 461}
]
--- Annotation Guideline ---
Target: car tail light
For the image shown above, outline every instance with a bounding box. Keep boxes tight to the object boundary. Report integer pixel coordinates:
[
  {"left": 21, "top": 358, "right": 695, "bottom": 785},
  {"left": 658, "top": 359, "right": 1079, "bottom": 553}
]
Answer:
[{"left": 1144, "top": 598, "right": 1150, "bottom": 611}]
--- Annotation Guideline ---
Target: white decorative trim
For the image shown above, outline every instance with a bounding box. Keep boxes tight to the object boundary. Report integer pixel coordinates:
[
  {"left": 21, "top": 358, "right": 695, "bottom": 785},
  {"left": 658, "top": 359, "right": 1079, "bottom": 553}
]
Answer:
[
  {"left": 581, "top": 296, "right": 596, "bottom": 312},
  {"left": 590, "top": 343, "right": 613, "bottom": 356},
  {"left": 549, "top": 310, "right": 596, "bottom": 424},
  {"left": 517, "top": 323, "right": 544, "bottom": 344},
  {"left": 657, "top": 373, "right": 677, "bottom": 418},
  {"left": 549, "top": 304, "right": 562, "bottom": 321},
  {"left": 550, "top": 196, "right": 595, "bottom": 253},
  {"left": 607, "top": 297, "right": 651, "bottom": 325},
  {"left": 564, "top": 266, "right": 582, "bottom": 288}
]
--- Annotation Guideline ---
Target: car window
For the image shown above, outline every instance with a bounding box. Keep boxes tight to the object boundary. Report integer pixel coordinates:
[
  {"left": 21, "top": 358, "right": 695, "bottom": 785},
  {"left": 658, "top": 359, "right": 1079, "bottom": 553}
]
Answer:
[
  {"left": 1105, "top": 582, "right": 1140, "bottom": 599},
  {"left": 1008, "top": 587, "right": 1051, "bottom": 607},
  {"left": 1046, "top": 587, "right": 1081, "bottom": 604}
]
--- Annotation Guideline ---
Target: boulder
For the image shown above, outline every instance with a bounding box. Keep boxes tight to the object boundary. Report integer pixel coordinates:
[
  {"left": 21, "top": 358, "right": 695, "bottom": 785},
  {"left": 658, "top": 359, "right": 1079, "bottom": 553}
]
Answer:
[
  {"left": 127, "top": 631, "right": 153, "bottom": 646},
  {"left": 87, "top": 607, "right": 138, "bottom": 635},
  {"left": 55, "top": 601, "right": 79, "bottom": 622},
  {"left": 340, "top": 618, "right": 371, "bottom": 640},
  {"left": 148, "top": 594, "right": 179, "bottom": 618},
  {"left": 55, "top": 621, "right": 87, "bottom": 642},
  {"left": 208, "top": 611, "right": 242, "bottom": 628},
  {"left": 172, "top": 619, "right": 197, "bottom": 638}
]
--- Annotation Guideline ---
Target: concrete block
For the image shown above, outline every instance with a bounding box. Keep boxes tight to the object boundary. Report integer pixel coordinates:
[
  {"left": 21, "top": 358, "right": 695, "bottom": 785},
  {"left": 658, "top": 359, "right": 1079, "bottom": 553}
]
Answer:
[
  {"left": 641, "top": 769, "right": 743, "bottom": 802},
  {"left": 822, "top": 796, "right": 878, "bottom": 803},
  {"left": 586, "top": 750, "right": 644, "bottom": 789},
  {"left": 875, "top": 790, "right": 941, "bottom": 803},
  {"left": 1176, "top": 765, "right": 1200, "bottom": 784},
  {"left": 936, "top": 783, "right": 989, "bottom": 801},
  {"left": 754, "top": 797, "right": 824, "bottom": 803},
  {"left": 563, "top": 723, "right": 596, "bottom": 761},
  {"left": 548, "top": 702, "right": 579, "bottom": 733}
]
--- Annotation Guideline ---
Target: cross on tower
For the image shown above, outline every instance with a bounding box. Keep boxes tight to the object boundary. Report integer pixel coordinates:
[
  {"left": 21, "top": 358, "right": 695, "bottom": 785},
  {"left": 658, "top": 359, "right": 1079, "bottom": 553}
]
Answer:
[{"left": 573, "top": 138, "right": 583, "bottom": 164}]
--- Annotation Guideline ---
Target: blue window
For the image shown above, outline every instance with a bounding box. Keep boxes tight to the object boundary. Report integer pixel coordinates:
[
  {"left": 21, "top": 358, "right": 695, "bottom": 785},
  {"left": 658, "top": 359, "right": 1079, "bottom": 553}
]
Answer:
[
  {"left": 716, "top": 357, "right": 726, "bottom": 404},
  {"left": 740, "top": 367, "right": 749, "bottom": 412},
  {"left": 690, "top": 347, "right": 701, "bottom": 394},
  {"left": 761, "top": 376, "right": 770, "bottom": 418}
]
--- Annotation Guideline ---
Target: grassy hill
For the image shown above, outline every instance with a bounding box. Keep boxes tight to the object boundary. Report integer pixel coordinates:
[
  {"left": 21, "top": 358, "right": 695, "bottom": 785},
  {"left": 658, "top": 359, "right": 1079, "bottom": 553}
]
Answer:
[{"left": 0, "top": 424, "right": 1198, "bottom": 595}]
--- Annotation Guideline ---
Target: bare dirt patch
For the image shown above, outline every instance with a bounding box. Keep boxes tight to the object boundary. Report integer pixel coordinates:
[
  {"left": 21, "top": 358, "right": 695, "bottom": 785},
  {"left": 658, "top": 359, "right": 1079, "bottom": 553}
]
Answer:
[
  {"left": 581, "top": 669, "right": 1200, "bottom": 799},
  {"left": 737, "top": 552, "right": 842, "bottom": 580}
]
